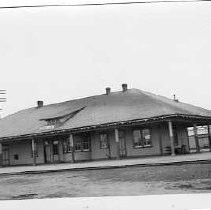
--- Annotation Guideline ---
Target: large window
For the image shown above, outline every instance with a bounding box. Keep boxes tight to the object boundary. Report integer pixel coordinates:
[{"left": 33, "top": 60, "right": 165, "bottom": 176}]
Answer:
[
  {"left": 63, "top": 138, "right": 72, "bottom": 153},
  {"left": 99, "top": 133, "right": 108, "bottom": 149},
  {"left": 75, "top": 135, "right": 90, "bottom": 152},
  {"left": 133, "top": 128, "right": 152, "bottom": 148}
]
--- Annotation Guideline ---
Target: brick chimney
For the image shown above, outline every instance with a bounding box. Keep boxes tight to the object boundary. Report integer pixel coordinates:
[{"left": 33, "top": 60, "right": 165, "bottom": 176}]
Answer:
[
  {"left": 106, "top": 87, "right": 111, "bottom": 95},
  {"left": 122, "top": 83, "right": 128, "bottom": 92},
  {"left": 37, "top": 101, "right": 44, "bottom": 108}
]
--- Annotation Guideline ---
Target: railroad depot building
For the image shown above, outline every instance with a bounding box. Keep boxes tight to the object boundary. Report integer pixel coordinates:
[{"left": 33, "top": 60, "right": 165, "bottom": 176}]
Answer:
[{"left": 0, "top": 84, "right": 211, "bottom": 166}]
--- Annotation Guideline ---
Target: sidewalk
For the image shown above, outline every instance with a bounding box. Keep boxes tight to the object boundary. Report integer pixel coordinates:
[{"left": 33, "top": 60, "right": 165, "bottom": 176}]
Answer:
[{"left": 0, "top": 152, "right": 210, "bottom": 176}]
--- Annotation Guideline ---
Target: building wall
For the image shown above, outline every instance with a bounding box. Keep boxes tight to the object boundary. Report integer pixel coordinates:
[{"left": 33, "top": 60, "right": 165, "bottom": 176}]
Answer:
[
  {"left": 177, "top": 125, "right": 190, "bottom": 152},
  {"left": 75, "top": 151, "right": 91, "bottom": 161},
  {"left": 36, "top": 140, "right": 45, "bottom": 163},
  {"left": 159, "top": 125, "right": 171, "bottom": 154},
  {"left": 58, "top": 140, "right": 64, "bottom": 162},
  {"left": 62, "top": 134, "right": 92, "bottom": 162},
  {"left": 90, "top": 125, "right": 162, "bottom": 160},
  {"left": 108, "top": 131, "right": 118, "bottom": 158},
  {"left": 1, "top": 123, "right": 190, "bottom": 166},
  {"left": 91, "top": 132, "right": 111, "bottom": 160},
  {"left": 5, "top": 139, "right": 44, "bottom": 166},
  {"left": 158, "top": 124, "right": 189, "bottom": 154},
  {"left": 125, "top": 126, "right": 161, "bottom": 157},
  {"left": 63, "top": 151, "right": 91, "bottom": 162},
  {"left": 62, "top": 153, "right": 72, "bottom": 162}
]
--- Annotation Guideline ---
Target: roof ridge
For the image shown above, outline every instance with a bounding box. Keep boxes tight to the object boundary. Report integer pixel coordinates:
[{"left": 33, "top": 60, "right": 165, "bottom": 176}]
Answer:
[
  {"left": 1, "top": 88, "right": 137, "bottom": 119},
  {"left": 32, "top": 89, "right": 130, "bottom": 109}
]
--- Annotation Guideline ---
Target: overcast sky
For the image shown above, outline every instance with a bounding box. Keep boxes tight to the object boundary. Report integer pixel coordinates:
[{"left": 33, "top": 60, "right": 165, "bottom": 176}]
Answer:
[{"left": 0, "top": 0, "right": 211, "bottom": 117}]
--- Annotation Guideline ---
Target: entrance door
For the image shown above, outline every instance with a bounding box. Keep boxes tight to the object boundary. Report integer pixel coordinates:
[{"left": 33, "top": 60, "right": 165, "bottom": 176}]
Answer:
[
  {"left": 44, "top": 141, "right": 52, "bottom": 163},
  {"left": 52, "top": 140, "right": 60, "bottom": 162},
  {"left": 119, "top": 130, "right": 127, "bottom": 157},
  {"left": 2, "top": 145, "right": 9, "bottom": 166}
]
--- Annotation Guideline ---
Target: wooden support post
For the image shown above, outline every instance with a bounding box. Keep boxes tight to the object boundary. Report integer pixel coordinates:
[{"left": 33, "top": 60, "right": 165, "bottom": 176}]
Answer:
[
  {"left": 0, "top": 143, "right": 2, "bottom": 166},
  {"left": 59, "top": 140, "right": 64, "bottom": 162},
  {"left": 185, "top": 127, "right": 190, "bottom": 153},
  {"left": 193, "top": 124, "right": 200, "bottom": 153},
  {"left": 115, "top": 129, "right": 120, "bottom": 159},
  {"left": 69, "top": 134, "right": 75, "bottom": 163},
  {"left": 168, "top": 121, "right": 175, "bottom": 156},
  {"left": 207, "top": 125, "right": 211, "bottom": 152},
  {"left": 159, "top": 125, "right": 163, "bottom": 155},
  {"left": 107, "top": 133, "right": 111, "bottom": 159},
  {"left": 31, "top": 138, "right": 36, "bottom": 166}
]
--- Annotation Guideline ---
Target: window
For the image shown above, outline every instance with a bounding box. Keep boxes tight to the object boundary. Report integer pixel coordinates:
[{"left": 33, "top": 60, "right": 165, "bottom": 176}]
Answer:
[
  {"left": 47, "top": 119, "right": 60, "bottom": 126},
  {"left": 14, "top": 154, "right": 19, "bottom": 160},
  {"left": 63, "top": 138, "right": 72, "bottom": 153},
  {"left": 142, "top": 129, "right": 152, "bottom": 146},
  {"left": 53, "top": 140, "right": 59, "bottom": 155},
  {"left": 133, "top": 128, "right": 152, "bottom": 148},
  {"left": 99, "top": 133, "right": 108, "bottom": 149},
  {"left": 82, "top": 138, "right": 90, "bottom": 151},
  {"left": 75, "top": 135, "right": 90, "bottom": 152},
  {"left": 40, "top": 119, "right": 61, "bottom": 130},
  {"left": 75, "top": 139, "right": 82, "bottom": 151}
]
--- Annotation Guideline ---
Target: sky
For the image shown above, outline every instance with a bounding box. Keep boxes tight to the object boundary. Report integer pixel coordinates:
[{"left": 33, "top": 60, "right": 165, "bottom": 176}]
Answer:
[{"left": 0, "top": 0, "right": 211, "bottom": 117}]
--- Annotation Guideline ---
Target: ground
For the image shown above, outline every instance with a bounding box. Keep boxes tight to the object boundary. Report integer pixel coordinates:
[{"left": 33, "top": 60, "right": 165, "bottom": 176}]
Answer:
[{"left": 0, "top": 162, "right": 210, "bottom": 200}]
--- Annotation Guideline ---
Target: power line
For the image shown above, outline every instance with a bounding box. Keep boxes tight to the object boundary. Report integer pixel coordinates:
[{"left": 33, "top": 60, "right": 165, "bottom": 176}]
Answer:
[
  {"left": 0, "top": 0, "right": 210, "bottom": 10},
  {"left": 0, "top": 90, "right": 6, "bottom": 113},
  {"left": 0, "top": 90, "right": 6, "bottom": 102}
]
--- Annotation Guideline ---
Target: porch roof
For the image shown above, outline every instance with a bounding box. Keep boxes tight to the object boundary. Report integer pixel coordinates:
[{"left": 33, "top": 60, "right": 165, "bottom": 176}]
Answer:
[{"left": 1, "top": 88, "right": 211, "bottom": 140}]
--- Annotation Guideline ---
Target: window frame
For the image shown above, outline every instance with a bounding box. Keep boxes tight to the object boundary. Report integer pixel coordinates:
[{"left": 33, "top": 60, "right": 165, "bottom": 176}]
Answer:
[
  {"left": 132, "top": 128, "right": 152, "bottom": 149},
  {"left": 99, "top": 133, "right": 109, "bottom": 149},
  {"left": 74, "top": 135, "right": 91, "bottom": 152},
  {"left": 63, "top": 138, "right": 72, "bottom": 153},
  {"left": 82, "top": 138, "right": 90, "bottom": 152},
  {"left": 75, "top": 138, "right": 83, "bottom": 151}
]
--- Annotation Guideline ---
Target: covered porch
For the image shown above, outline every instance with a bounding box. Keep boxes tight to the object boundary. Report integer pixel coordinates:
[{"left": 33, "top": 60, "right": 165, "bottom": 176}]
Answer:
[
  {"left": 0, "top": 114, "right": 211, "bottom": 167},
  {"left": 163, "top": 115, "right": 211, "bottom": 156}
]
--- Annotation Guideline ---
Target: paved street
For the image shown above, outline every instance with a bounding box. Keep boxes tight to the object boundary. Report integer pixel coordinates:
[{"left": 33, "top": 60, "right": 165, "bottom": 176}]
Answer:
[{"left": 0, "top": 162, "right": 210, "bottom": 200}]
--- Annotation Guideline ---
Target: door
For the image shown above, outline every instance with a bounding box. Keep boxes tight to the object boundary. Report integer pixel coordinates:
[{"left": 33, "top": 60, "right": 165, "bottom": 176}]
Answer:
[
  {"left": 119, "top": 130, "right": 127, "bottom": 157},
  {"left": 2, "top": 145, "right": 9, "bottom": 166},
  {"left": 44, "top": 141, "right": 52, "bottom": 163},
  {"left": 52, "top": 140, "right": 60, "bottom": 162}
]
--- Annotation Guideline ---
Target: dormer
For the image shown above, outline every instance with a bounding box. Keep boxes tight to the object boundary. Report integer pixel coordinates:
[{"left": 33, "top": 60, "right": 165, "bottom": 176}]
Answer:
[{"left": 39, "top": 107, "right": 85, "bottom": 130}]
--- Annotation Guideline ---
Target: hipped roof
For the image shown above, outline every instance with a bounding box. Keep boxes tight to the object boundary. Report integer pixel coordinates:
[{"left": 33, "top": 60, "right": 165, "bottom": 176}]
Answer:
[{"left": 1, "top": 88, "right": 211, "bottom": 140}]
